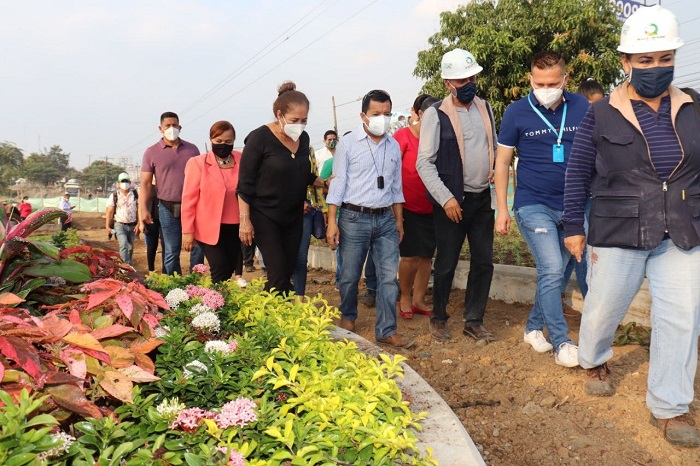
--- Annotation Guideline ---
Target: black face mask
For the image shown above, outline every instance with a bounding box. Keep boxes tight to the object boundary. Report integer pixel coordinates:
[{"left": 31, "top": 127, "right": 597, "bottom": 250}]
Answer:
[
  {"left": 212, "top": 143, "right": 234, "bottom": 159},
  {"left": 629, "top": 66, "right": 675, "bottom": 98},
  {"left": 453, "top": 81, "right": 477, "bottom": 104}
]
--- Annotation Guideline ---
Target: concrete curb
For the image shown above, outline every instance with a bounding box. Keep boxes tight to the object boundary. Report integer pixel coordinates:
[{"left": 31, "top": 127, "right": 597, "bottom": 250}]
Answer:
[
  {"left": 330, "top": 326, "right": 485, "bottom": 466},
  {"left": 308, "top": 245, "right": 652, "bottom": 327}
]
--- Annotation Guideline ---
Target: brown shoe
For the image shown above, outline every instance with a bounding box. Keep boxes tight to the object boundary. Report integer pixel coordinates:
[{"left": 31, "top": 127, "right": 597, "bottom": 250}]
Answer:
[
  {"left": 338, "top": 318, "right": 355, "bottom": 332},
  {"left": 584, "top": 363, "right": 614, "bottom": 396},
  {"left": 463, "top": 324, "right": 496, "bottom": 342},
  {"left": 376, "top": 333, "right": 415, "bottom": 349},
  {"left": 562, "top": 295, "right": 581, "bottom": 321},
  {"left": 429, "top": 320, "right": 451, "bottom": 342},
  {"left": 650, "top": 414, "right": 700, "bottom": 447}
]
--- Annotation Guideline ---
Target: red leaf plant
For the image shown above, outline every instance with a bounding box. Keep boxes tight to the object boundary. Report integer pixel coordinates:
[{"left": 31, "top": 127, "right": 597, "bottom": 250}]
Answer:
[
  {"left": 0, "top": 278, "right": 169, "bottom": 416},
  {"left": 60, "top": 245, "right": 142, "bottom": 282}
]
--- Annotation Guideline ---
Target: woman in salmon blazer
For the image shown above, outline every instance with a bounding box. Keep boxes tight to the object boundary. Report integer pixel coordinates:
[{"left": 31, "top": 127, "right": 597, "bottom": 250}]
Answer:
[{"left": 182, "top": 120, "right": 247, "bottom": 286}]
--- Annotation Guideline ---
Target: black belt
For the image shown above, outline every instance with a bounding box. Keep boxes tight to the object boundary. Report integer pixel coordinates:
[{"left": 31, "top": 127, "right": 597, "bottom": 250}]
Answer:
[
  {"left": 341, "top": 202, "right": 390, "bottom": 215},
  {"left": 117, "top": 221, "right": 137, "bottom": 226}
]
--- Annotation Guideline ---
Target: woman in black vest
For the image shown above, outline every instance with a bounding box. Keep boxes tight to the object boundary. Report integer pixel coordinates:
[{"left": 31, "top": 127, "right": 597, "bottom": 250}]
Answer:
[{"left": 562, "top": 5, "right": 700, "bottom": 448}]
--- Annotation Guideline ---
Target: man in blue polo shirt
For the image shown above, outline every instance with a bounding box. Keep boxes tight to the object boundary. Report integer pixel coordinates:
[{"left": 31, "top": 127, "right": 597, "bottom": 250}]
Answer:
[{"left": 494, "top": 51, "right": 589, "bottom": 368}]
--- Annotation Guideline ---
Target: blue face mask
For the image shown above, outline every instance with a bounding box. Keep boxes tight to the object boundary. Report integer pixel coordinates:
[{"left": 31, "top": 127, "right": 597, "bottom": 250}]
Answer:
[
  {"left": 451, "top": 81, "right": 477, "bottom": 104},
  {"left": 629, "top": 66, "right": 674, "bottom": 98}
]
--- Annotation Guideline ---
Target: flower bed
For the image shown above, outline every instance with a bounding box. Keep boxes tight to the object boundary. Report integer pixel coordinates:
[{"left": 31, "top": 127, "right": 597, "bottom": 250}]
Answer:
[{"left": 1, "top": 210, "right": 437, "bottom": 465}]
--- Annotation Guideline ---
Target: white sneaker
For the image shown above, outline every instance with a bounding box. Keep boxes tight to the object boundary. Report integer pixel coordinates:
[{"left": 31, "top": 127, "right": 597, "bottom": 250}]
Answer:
[
  {"left": 524, "top": 330, "right": 553, "bottom": 353},
  {"left": 554, "top": 342, "right": 579, "bottom": 368},
  {"left": 235, "top": 277, "right": 248, "bottom": 288}
]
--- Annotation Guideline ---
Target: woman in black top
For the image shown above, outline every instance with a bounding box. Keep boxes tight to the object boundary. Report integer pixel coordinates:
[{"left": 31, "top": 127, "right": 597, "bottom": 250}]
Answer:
[{"left": 238, "top": 81, "right": 325, "bottom": 294}]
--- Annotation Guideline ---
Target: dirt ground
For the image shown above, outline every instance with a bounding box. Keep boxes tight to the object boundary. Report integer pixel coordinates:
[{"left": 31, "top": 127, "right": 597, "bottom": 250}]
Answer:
[{"left": 70, "top": 212, "right": 700, "bottom": 466}]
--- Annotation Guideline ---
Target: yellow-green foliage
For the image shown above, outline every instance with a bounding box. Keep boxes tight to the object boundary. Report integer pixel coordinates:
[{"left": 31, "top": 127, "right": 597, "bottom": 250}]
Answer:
[{"left": 228, "top": 284, "right": 438, "bottom": 465}]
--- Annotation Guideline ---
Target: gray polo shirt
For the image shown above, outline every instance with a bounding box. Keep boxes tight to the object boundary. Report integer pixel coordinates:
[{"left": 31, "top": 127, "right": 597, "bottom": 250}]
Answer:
[{"left": 417, "top": 105, "right": 494, "bottom": 207}]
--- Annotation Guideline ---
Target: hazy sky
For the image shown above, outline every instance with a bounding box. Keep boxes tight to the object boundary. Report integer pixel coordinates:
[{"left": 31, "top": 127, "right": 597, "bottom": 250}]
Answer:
[{"left": 1, "top": 0, "right": 697, "bottom": 170}]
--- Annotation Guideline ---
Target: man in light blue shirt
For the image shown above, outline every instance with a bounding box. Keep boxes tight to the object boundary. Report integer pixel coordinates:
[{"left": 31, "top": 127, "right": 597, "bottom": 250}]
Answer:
[{"left": 326, "top": 89, "right": 414, "bottom": 349}]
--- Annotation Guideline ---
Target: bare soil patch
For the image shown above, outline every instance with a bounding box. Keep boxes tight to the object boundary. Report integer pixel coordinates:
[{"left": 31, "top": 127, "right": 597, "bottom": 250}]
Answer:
[{"left": 71, "top": 212, "right": 700, "bottom": 466}]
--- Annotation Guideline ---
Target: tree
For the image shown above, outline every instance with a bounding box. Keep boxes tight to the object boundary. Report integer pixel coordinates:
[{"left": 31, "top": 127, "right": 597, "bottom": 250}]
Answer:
[
  {"left": 24, "top": 153, "right": 61, "bottom": 187},
  {"left": 79, "top": 161, "right": 125, "bottom": 193},
  {"left": 414, "top": 0, "right": 622, "bottom": 124},
  {"left": 0, "top": 142, "right": 24, "bottom": 193},
  {"left": 46, "top": 145, "right": 71, "bottom": 173}
]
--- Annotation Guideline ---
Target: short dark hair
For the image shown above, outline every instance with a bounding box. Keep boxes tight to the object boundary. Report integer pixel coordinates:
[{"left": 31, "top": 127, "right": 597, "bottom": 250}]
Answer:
[
  {"left": 412, "top": 94, "right": 433, "bottom": 113},
  {"left": 273, "top": 81, "right": 309, "bottom": 116},
  {"left": 420, "top": 97, "right": 440, "bottom": 113},
  {"left": 531, "top": 51, "right": 565, "bottom": 72},
  {"left": 22, "top": 196, "right": 28, "bottom": 200},
  {"left": 577, "top": 78, "right": 605, "bottom": 100},
  {"left": 160, "top": 112, "right": 179, "bottom": 124},
  {"left": 323, "top": 130, "right": 338, "bottom": 140},
  {"left": 361, "top": 89, "right": 392, "bottom": 114}
]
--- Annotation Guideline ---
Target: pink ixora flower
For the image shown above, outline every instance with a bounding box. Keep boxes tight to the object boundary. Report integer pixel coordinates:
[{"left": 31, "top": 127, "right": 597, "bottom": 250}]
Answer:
[
  {"left": 192, "top": 264, "right": 210, "bottom": 274},
  {"left": 227, "top": 339, "right": 238, "bottom": 352},
  {"left": 215, "top": 398, "right": 258, "bottom": 429},
  {"left": 170, "top": 407, "right": 216, "bottom": 432},
  {"left": 185, "top": 284, "right": 209, "bottom": 298},
  {"left": 201, "top": 290, "right": 225, "bottom": 310},
  {"left": 216, "top": 446, "right": 245, "bottom": 466}
]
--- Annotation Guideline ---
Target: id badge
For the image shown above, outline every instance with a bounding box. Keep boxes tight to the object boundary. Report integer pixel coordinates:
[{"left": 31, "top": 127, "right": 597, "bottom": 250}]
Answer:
[{"left": 552, "top": 144, "right": 564, "bottom": 163}]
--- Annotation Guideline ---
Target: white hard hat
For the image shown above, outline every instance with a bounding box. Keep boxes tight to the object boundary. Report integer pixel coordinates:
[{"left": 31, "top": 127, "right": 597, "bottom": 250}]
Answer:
[
  {"left": 441, "top": 49, "right": 483, "bottom": 79},
  {"left": 617, "top": 5, "right": 683, "bottom": 54}
]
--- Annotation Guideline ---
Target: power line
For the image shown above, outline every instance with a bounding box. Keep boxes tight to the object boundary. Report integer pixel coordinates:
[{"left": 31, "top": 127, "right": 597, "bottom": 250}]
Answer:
[
  {"left": 114, "top": 0, "right": 336, "bottom": 157},
  {"left": 186, "top": 0, "right": 381, "bottom": 126},
  {"left": 180, "top": 0, "right": 336, "bottom": 115}
]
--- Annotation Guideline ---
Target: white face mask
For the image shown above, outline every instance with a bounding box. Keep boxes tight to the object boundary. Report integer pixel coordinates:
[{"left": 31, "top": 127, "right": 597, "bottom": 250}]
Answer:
[
  {"left": 532, "top": 79, "right": 565, "bottom": 109},
  {"left": 281, "top": 116, "right": 305, "bottom": 142},
  {"left": 533, "top": 88, "right": 563, "bottom": 109},
  {"left": 163, "top": 126, "right": 180, "bottom": 141},
  {"left": 120, "top": 182, "right": 130, "bottom": 190},
  {"left": 364, "top": 114, "right": 391, "bottom": 136}
]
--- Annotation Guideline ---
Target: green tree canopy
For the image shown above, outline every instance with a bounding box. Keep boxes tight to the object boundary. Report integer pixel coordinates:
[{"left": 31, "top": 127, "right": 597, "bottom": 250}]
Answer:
[
  {"left": 46, "top": 145, "right": 71, "bottom": 172},
  {"left": 414, "top": 0, "right": 623, "bottom": 124},
  {"left": 79, "top": 161, "right": 125, "bottom": 193},
  {"left": 24, "top": 153, "right": 62, "bottom": 187},
  {"left": 0, "top": 142, "right": 24, "bottom": 193}
]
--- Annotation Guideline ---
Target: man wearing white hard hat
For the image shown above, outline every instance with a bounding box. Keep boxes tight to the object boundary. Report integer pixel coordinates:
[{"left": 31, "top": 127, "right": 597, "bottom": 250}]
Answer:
[
  {"left": 106, "top": 172, "right": 140, "bottom": 264},
  {"left": 563, "top": 5, "right": 700, "bottom": 447},
  {"left": 494, "top": 51, "right": 589, "bottom": 367},
  {"left": 416, "top": 48, "right": 497, "bottom": 343}
]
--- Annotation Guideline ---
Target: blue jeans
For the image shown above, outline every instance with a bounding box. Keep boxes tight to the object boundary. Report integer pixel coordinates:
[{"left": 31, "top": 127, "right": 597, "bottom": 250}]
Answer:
[
  {"left": 114, "top": 221, "right": 135, "bottom": 264},
  {"left": 338, "top": 208, "right": 399, "bottom": 340},
  {"left": 335, "top": 248, "right": 342, "bottom": 288},
  {"left": 364, "top": 252, "right": 377, "bottom": 291},
  {"left": 579, "top": 240, "right": 700, "bottom": 418},
  {"left": 292, "top": 210, "right": 314, "bottom": 295},
  {"left": 337, "top": 248, "right": 375, "bottom": 290},
  {"left": 562, "top": 198, "right": 591, "bottom": 297},
  {"left": 514, "top": 204, "right": 572, "bottom": 349},
  {"left": 158, "top": 203, "right": 204, "bottom": 276}
]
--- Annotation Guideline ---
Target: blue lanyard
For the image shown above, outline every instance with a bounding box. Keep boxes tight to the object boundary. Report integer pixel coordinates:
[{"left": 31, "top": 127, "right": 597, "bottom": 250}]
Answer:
[{"left": 528, "top": 93, "right": 568, "bottom": 146}]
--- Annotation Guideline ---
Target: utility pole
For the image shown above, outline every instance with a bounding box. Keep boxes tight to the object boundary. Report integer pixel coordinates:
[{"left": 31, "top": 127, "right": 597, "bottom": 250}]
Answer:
[
  {"left": 332, "top": 96, "right": 338, "bottom": 134},
  {"left": 331, "top": 96, "right": 362, "bottom": 135}
]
